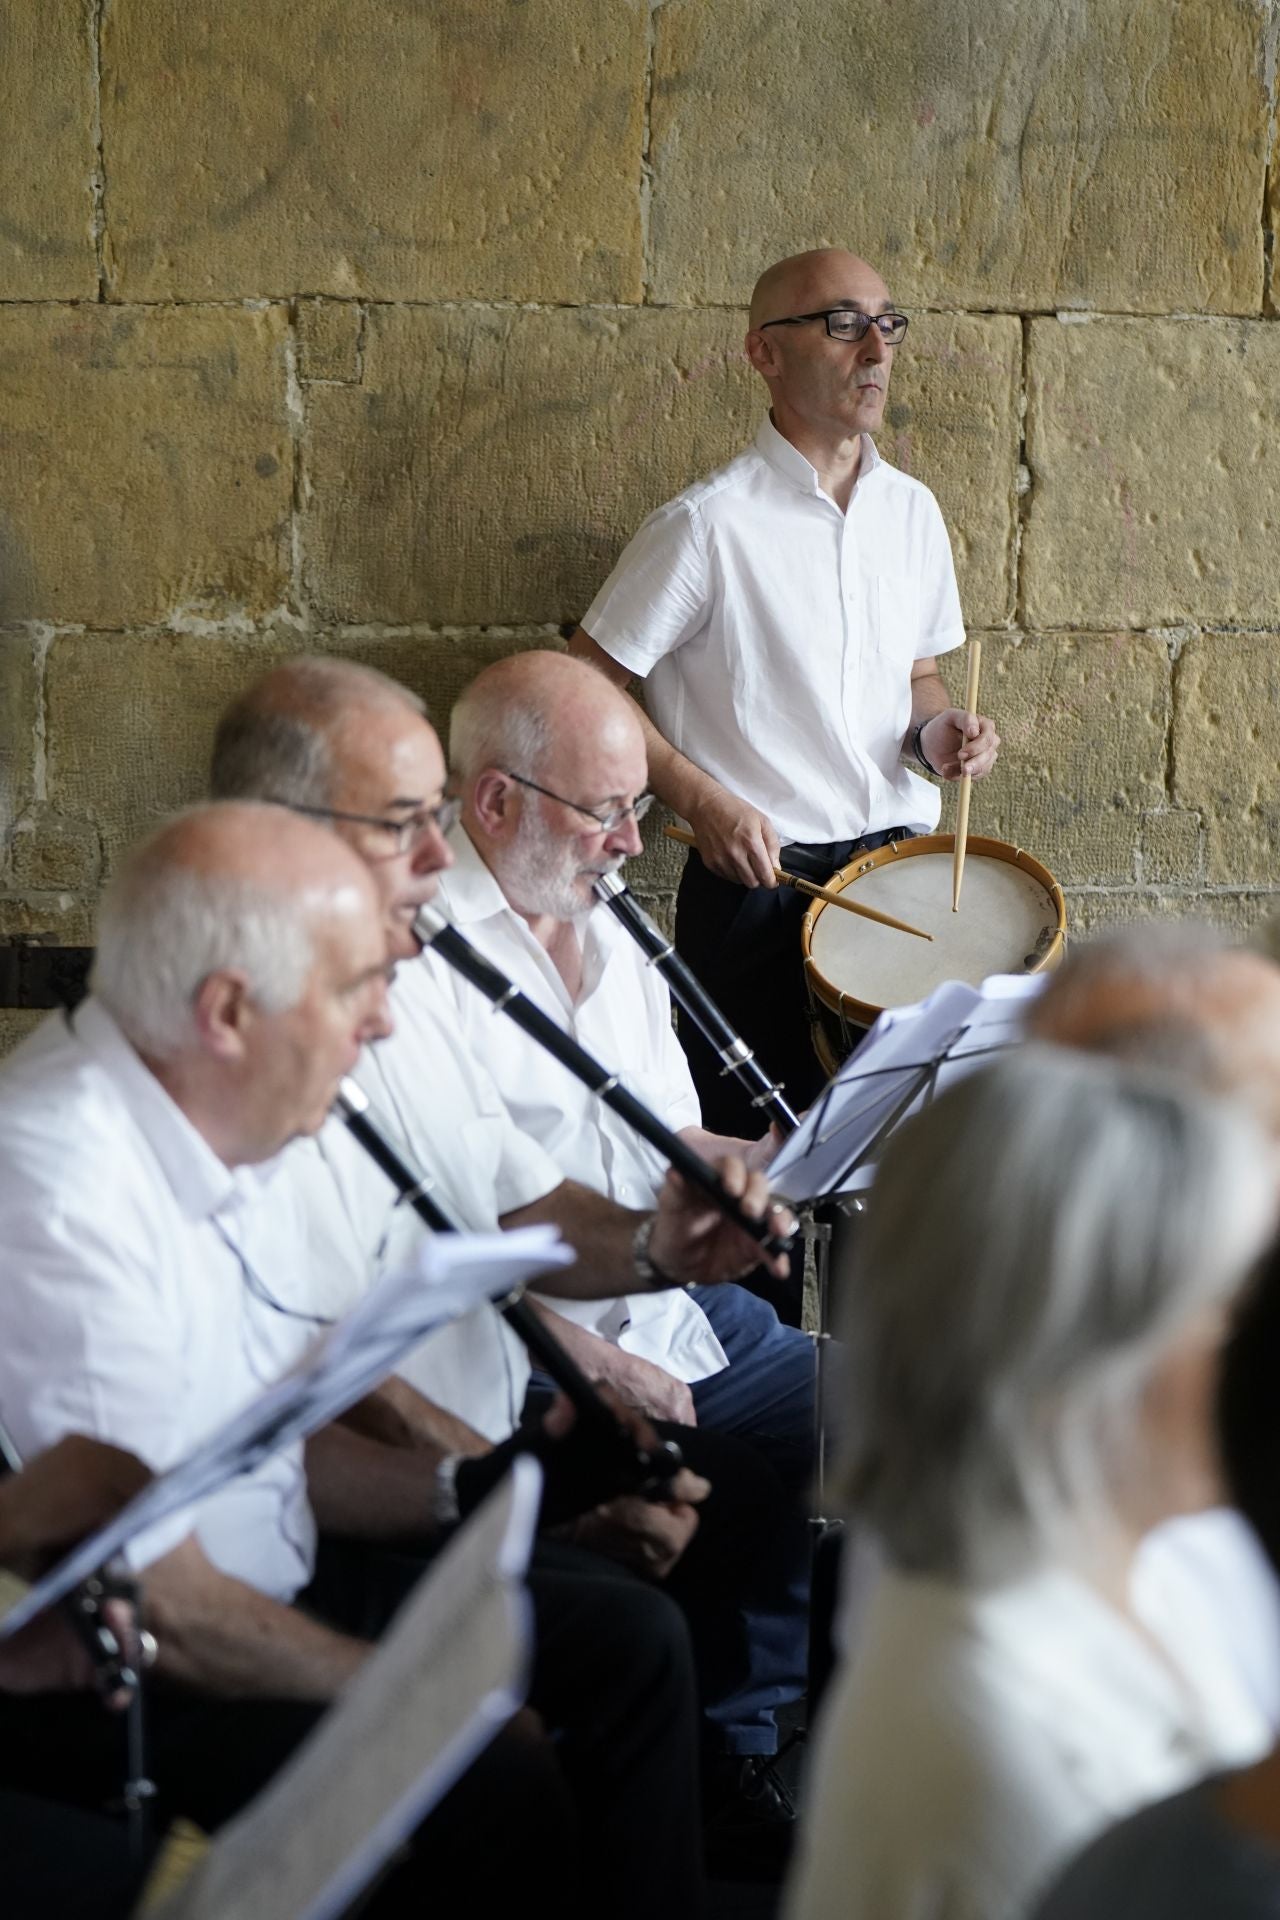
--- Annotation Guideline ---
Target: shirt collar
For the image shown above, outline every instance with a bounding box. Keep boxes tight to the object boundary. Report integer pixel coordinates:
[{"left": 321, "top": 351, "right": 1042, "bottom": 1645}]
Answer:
[
  {"left": 71, "top": 996, "right": 239, "bottom": 1223},
  {"left": 754, "top": 413, "right": 882, "bottom": 499},
  {"left": 435, "top": 823, "right": 515, "bottom": 928},
  {"left": 434, "top": 824, "right": 605, "bottom": 999}
]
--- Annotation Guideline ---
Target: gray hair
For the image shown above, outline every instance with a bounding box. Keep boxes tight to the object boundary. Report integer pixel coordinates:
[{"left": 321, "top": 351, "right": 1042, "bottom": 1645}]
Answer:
[
  {"left": 92, "top": 823, "right": 316, "bottom": 1058},
  {"left": 835, "top": 1045, "right": 1275, "bottom": 1582},
  {"left": 449, "top": 676, "right": 552, "bottom": 783},
  {"left": 210, "top": 656, "right": 425, "bottom": 808}
]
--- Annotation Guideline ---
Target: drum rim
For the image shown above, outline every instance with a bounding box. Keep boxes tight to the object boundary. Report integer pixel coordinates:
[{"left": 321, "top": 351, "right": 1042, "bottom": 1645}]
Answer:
[{"left": 801, "top": 832, "right": 1068, "bottom": 1031}]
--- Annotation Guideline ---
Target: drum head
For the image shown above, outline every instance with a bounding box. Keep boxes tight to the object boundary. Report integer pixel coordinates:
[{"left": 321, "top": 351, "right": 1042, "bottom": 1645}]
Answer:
[{"left": 806, "top": 836, "right": 1064, "bottom": 1020}]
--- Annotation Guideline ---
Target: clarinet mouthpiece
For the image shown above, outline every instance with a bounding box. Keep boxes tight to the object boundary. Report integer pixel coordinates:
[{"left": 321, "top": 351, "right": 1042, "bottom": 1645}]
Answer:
[
  {"left": 333, "top": 1076, "right": 369, "bottom": 1121},
  {"left": 412, "top": 904, "right": 450, "bottom": 946}
]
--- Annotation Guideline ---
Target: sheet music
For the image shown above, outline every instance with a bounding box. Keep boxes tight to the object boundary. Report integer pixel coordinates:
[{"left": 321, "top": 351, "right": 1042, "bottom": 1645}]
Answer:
[
  {"left": 0, "top": 1228, "right": 572, "bottom": 1639},
  {"left": 156, "top": 1456, "right": 543, "bottom": 1920},
  {"left": 769, "top": 973, "right": 1047, "bottom": 1203}
]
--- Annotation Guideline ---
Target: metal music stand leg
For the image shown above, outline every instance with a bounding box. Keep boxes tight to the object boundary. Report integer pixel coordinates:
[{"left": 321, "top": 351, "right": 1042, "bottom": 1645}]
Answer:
[
  {"left": 120, "top": 1676, "right": 157, "bottom": 1867},
  {"left": 797, "top": 1195, "right": 869, "bottom": 1736}
]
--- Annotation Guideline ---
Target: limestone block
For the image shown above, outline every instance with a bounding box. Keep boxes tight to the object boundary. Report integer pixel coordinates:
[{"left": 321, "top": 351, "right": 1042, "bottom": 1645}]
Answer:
[
  {"left": 0, "top": 897, "right": 96, "bottom": 945},
  {"left": 649, "top": 0, "right": 1266, "bottom": 314},
  {"left": 304, "top": 306, "right": 1019, "bottom": 627},
  {"left": 0, "top": 307, "right": 292, "bottom": 628},
  {"left": 0, "top": 1010, "right": 44, "bottom": 1058},
  {"left": 46, "top": 630, "right": 302, "bottom": 868},
  {"left": 935, "top": 631, "right": 1169, "bottom": 886},
  {"left": 0, "top": 634, "right": 38, "bottom": 837},
  {"left": 1064, "top": 889, "right": 1275, "bottom": 941},
  {"left": 43, "top": 627, "right": 557, "bottom": 870},
  {"left": 626, "top": 801, "right": 688, "bottom": 905},
  {"left": 297, "top": 301, "right": 363, "bottom": 384},
  {"left": 1171, "top": 633, "right": 1280, "bottom": 885},
  {"left": 102, "top": 0, "right": 646, "bottom": 302},
  {"left": 883, "top": 315, "right": 1021, "bottom": 628},
  {"left": 6, "top": 810, "right": 102, "bottom": 893},
  {"left": 1024, "top": 318, "right": 1280, "bottom": 631},
  {"left": 1139, "top": 809, "right": 1202, "bottom": 886},
  {"left": 631, "top": 890, "right": 678, "bottom": 942},
  {"left": 0, "top": 5, "right": 95, "bottom": 297}
]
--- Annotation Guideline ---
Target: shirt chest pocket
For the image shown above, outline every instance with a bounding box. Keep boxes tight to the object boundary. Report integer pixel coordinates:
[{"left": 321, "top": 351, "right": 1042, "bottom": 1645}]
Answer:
[{"left": 872, "top": 573, "right": 920, "bottom": 659}]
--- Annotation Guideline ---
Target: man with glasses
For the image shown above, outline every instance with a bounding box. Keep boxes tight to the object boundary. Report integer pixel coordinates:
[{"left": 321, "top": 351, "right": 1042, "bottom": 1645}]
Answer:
[
  {"left": 211, "top": 653, "right": 811, "bottom": 1838},
  {"left": 424, "top": 648, "right": 814, "bottom": 1811},
  {"left": 570, "top": 248, "right": 999, "bottom": 1135}
]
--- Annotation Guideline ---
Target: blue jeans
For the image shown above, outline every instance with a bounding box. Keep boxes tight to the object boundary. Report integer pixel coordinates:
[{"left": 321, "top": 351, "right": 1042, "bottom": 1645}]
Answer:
[{"left": 689, "top": 1283, "right": 815, "bottom": 1754}]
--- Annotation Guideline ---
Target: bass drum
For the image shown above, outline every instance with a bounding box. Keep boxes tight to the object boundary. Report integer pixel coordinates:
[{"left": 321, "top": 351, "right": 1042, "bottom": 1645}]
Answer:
[{"left": 801, "top": 833, "right": 1067, "bottom": 1076}]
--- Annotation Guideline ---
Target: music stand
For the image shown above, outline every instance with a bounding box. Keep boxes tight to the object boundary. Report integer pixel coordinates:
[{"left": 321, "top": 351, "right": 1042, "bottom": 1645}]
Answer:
[
  {"left": 152, "top": 1458, "right": 542, "bottom": 1920},
  {"left": 775, "top": 975, "right": 1048, "bottom": 1716}
]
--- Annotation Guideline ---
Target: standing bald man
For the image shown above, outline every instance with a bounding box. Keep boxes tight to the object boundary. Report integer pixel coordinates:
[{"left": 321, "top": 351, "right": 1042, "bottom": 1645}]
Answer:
[{"left": 571, "top": 248, "right": 999, "bottom": 1132}]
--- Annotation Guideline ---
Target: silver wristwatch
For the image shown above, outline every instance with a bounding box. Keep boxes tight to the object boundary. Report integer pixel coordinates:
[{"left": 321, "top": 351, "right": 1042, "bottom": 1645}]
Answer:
[{"left": 632, "top": 1214, "right": 683, "bottom": 1291}]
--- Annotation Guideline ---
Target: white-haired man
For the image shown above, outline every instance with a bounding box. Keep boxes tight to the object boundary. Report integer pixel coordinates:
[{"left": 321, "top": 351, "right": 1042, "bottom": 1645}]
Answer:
[
  {"left": 435, "top": 649, "right": 817, "bottom": 1773},
  {"left": 570, "top": 247, "right": 999, "bottom": 1135},
  {"left": 211, "top": 656, "right": 811, "bottom": 1831},
  {"left": 0, "top": 804, "right": 711, "bottom": 1914}
]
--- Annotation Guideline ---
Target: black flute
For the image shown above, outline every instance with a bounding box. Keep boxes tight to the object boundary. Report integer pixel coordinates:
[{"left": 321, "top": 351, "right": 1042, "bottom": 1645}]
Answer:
[
  {"left": 332, "top": 1079, "right": 684, "bottom": 1498},
  {"left": 412, "top": 905, "right": 794, "bottom": 1261},
  {"left": 592, "top": 872, "right": 800, "bottom": 1137}
]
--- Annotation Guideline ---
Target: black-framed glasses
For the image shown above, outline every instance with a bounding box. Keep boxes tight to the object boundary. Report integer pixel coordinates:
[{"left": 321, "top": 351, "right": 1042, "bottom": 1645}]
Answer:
[
  {"left": 758, "top": 308, "right": 909, "bottom": 345},
  {"left": 503, "top": 770, "right": 656, "bottom": 834},
  {"left": 278, "top": 796, "right": 462, "bottom": 852}
]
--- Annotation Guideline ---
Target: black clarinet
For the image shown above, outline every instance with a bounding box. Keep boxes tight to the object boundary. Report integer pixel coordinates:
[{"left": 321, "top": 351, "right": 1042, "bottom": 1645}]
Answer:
[
  {"left": 412, "top": 906, "right": 793, "bottom": 1261},
  {"left": 332, "top": 1080, "right": 684, "bottom": 1498},
  {"left": 0, "top": 1420, "right": 140, "bottom": 1700},
  {"left": 592, "top": 872, "right": 799, "bottom": 1136}
]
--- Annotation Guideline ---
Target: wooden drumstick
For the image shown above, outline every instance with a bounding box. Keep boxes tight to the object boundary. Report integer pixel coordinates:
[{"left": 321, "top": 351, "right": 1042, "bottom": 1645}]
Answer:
[
  {"left": 663, "top": 825, "right": 933, "bottom": 941},
  {"left": 951, "top": 638, "right": 983, "bottom": 913}
]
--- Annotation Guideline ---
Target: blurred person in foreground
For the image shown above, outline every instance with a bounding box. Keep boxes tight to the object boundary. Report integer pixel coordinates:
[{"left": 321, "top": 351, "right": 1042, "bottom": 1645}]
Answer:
[
  {"left": 784, "top": 1047, "right": 1277, "bottom": 1920},
  {"left": 1029, "top": 927, "right": 1280, "bottom": 1723},
  {"left": 1034, "top": 1226, "right": 1280, "bottom": 1915}
]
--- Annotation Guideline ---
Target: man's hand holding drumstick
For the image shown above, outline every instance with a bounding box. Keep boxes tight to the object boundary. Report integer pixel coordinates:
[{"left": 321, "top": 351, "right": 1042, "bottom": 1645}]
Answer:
[
  {"left": 917, "top": 708, "right": 999, "bottom": 780},
  {"left": 684, "top": 784, "right": 783, "bottom": 888}
]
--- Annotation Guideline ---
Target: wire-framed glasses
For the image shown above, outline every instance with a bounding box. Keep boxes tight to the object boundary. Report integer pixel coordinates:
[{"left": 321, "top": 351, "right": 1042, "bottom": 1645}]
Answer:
[
  {"left": 280, "top": 796, "right": 462, "bottom": 852},
  {"left": 503, "top": 770, "right": 655, "bottom": 834}
]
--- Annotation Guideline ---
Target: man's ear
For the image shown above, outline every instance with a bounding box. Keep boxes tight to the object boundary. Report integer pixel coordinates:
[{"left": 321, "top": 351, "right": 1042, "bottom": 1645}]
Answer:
[
  {"left": 192, "top": 969, "right": 253, "bottom": 1060},
  {"left": 744, "top": 327, "right": 780, "bottom": 381},
  {"left": 472, "top": 767, "right": 514, "bottom": 838}
]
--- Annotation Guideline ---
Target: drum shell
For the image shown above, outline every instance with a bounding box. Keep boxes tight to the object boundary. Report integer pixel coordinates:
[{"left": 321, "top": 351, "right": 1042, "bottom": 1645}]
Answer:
[{"left": 802, "top": 833, "right": 1067, "bottom": 1075}]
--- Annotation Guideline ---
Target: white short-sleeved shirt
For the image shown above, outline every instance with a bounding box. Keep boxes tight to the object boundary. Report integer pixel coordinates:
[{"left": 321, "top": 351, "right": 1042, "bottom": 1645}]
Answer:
[
  {"left": 423, "top": 831, "right": 730, "bottom": 1383},
  {"left": 0, "top": 999, "right": 317, "bottom": 1599},
  {"left": 583, "top": 416, "right": 966, "bottom": 844},
  {"left": 785, "top": 1563, "right": 1270, "bottom": 1920},
  {"left": 279, "top": 959, "right": 565, "bottom": 1443}
]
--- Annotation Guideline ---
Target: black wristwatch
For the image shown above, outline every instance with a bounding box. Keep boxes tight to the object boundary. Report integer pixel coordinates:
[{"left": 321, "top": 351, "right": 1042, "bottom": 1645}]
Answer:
[{"left": 912, "top": 719, "right": 940, "bottom": 777}]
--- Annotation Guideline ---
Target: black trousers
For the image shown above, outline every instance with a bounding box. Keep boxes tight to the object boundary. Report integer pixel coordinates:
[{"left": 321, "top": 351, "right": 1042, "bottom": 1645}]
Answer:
[
  {"left": 0, "top": 1528, "right": 706, "bottom": 1920},
  {"left": 1, "top": 1789, "right": 152, "bottom": 1920},
  {"left": 674, "top": 831, "right": 914, "bottom": 1140},
  {"left": 523, "top": 1397, "right": 810, "bottom": 1759}
]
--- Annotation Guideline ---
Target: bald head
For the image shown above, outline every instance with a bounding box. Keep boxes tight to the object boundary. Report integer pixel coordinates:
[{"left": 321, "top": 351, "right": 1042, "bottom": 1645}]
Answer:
[
  {"left": 454, "top": 650, "right": 649, "bottom": 921},
  {"left": 1028, "top": 928, "right": 1280, "bottom": 1143},
  {"left": 450, "top": 648, "right": 643, "bottom": 789},
  {"left": 748, "top": 248, "right": 890, "bottom": 332},
  {"left": 93, "top": 801, "right": 379, "bottom": 1061},
  {"left": 211, "top": 655, "right": 426, "bottom": 811}
]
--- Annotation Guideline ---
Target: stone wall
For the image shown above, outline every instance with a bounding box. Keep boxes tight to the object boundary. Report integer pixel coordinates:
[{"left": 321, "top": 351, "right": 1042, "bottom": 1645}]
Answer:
[{"left": 3, "top": 0, "right": 1279, "bottom": 1047}]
